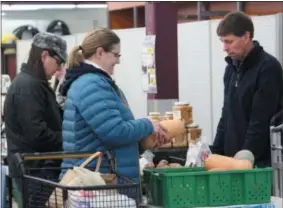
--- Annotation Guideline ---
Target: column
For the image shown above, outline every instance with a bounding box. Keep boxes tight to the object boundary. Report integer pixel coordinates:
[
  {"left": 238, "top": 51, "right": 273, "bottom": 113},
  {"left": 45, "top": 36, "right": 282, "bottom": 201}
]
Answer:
[{"left": 145, "top": 2, "right": 179, "bottom": 113}]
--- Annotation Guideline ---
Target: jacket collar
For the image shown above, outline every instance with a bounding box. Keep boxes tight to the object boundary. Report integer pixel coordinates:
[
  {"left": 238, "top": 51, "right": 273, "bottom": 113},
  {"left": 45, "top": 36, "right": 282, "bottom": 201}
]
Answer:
[
  {"left": 225, "top": 40, "right": 263, "bottom": 69},
  {"left": 83, "top": 59, "right": 107, "bottom": 74},
  {"left": 21, "top": 63, "right": 48, "bottom": 81},
  {"left": 60, "top": 62, "right": 117, "bottom": 96}
]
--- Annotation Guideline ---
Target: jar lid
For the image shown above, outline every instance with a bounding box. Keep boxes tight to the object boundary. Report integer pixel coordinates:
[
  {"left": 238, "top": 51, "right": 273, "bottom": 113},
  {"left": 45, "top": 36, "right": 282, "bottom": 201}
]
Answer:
[
  {"left": 165, "top": 111, "right": 173, "bottom": 115},
  {"left": 174, "top": 101, "right": 190, "bottom": 106},
  {"left": 187, "top": 123, "right": 199, "bottom": 128},
  {"left": 149, "top": 112, "right": 161, "bottom": 116}
]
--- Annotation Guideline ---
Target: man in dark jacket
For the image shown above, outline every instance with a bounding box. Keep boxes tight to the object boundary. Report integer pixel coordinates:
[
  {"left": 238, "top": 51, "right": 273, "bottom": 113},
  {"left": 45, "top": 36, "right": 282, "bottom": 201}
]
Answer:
[
  {"left": 3, "top": 32, "right": 67, "bottom": 206},
  {"left": 210, "top": 12, "right": 283, "bottom": 167}
]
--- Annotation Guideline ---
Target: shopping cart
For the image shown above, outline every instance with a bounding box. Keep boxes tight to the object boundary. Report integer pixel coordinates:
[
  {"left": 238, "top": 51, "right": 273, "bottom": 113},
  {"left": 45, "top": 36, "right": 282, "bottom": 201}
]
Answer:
[
  {"left": 14, "top": 151, "right": 139, "bottom": 208},
  {"left": 270, "top": 111, "right": 283, "bottom": 198}
]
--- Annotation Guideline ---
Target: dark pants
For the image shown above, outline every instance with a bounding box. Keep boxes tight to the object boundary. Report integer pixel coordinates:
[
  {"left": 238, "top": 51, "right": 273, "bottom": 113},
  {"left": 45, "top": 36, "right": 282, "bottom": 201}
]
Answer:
[{"left": 14, "top": 160, "right": 61, "bottom": 208}]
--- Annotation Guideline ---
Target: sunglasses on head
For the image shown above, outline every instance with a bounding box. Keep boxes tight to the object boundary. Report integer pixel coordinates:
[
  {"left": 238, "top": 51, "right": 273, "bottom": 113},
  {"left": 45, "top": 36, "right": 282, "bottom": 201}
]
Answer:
[{"left": 46, "top": 49, "right": 65, "bottom": 65}]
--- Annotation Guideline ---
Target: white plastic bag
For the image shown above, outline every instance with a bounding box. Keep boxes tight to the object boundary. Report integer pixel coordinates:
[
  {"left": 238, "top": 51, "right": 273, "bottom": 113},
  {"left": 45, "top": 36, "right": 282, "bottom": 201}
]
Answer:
[
  {"left": 66, "top": 190, "right": 137, "bottom": 208},
  {"left": 139, "top": 150, "right": 155, "bottom": 175},
  {"left": 196, "top": 141, "right": 211, "bottom": 166},
  {"left": 185, "top": 139, "right": 211, "bottom": 167}
]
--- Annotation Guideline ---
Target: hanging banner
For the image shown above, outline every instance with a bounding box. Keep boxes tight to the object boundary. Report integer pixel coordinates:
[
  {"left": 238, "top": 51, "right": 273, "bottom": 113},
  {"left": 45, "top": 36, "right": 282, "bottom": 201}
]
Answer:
[{"left": 141, "top": 35, "right": 157, "bottom": 94}]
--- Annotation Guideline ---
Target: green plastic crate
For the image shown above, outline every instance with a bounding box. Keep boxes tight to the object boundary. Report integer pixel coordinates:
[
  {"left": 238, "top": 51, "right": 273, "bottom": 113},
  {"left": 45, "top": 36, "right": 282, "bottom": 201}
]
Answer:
[
  {"left": 143, "top": 167, "right": 203, "bottom": 206},
  {"left": 143, "top": 167, "right": 273, "bottom": 208}
]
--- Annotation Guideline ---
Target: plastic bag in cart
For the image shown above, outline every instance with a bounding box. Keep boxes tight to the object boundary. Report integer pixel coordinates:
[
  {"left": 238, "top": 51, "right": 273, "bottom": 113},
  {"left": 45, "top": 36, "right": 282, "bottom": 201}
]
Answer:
[{"left": 66, "top": 190, "right": 137, "bottom": 208}]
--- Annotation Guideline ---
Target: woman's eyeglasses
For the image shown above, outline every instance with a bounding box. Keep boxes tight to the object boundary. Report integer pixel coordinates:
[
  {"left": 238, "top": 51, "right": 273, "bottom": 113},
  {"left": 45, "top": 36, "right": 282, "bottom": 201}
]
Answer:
[{"left": 110, "top": 51, "right": 121, "bottom": 58}]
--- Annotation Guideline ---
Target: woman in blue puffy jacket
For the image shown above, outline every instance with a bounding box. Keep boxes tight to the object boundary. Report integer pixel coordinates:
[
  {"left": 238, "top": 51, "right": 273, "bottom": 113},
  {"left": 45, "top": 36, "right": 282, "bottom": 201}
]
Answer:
[{"left": 59, "top": 28, "right": 169, "bottom": 198}]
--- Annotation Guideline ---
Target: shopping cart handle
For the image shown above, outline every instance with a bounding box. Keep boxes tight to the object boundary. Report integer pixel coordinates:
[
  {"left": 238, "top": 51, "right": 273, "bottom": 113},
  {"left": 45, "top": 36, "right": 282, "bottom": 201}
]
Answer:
[
  {"left": 270, "top": 110, "right": 283, "bottom": 126},
  {"left": 14, "top": 153, "right": 26, "bottom": 174},
  {"left": 270, "top": 124, "right": 283, "bottom": 133},
  {"left": 20, "top": 151, "right": 101, "bottom": 161},
  {"left": 271, "top": 145, "right": 283, "bottom": 150}
]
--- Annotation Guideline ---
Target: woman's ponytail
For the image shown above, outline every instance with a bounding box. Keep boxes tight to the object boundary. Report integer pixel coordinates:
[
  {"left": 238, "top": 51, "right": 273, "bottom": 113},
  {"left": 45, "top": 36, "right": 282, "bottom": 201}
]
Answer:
[{"left": 67, "top": 45, "right": 84, "bottom": 68}]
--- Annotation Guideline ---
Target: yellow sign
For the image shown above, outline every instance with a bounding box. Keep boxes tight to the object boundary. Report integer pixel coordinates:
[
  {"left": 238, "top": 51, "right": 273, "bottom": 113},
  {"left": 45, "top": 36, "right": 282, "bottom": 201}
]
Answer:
[
  {"left": 148, "top": 68, "right": 155, "bottom": 74},
  {"left": 147, "top": 48, "right": 154, "bottom": 55},
  {"left": 149, "top": 77, "right": 156, "bottom": 85}
]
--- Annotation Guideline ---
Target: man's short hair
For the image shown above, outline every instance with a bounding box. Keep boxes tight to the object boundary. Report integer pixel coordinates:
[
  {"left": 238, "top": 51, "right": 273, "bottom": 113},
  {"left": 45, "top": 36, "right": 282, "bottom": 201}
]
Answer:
[{"left": 217, "top": 11, "right": 254, "bottom": 39}]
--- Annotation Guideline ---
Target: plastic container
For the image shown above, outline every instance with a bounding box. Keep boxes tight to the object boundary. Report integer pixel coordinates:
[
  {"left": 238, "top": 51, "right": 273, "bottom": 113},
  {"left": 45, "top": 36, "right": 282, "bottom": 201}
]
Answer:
[{"left": 143, "top": 167, "right": 273, "bottom": 208}]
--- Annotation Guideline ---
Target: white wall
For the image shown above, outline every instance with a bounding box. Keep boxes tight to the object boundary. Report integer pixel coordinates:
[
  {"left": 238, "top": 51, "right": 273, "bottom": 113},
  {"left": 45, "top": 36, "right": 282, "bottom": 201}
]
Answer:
[
  {"left": 2, "top": 8, "right": 108, "bottom": 35},
  {"left": 210, "top": 19, "right": 226, "bottom": 141},
  {"left": 113, "top": 28, "right": 148, "bottom": 119},
  {"left": 178, "top": 20, "right": 213, "bottom": 145}
]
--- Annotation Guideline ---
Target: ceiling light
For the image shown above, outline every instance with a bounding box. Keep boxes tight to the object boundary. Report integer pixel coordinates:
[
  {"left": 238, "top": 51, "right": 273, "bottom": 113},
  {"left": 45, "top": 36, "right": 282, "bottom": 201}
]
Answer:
[
  {"left": 40, "top": 4, "right": 76, "bottom": 9},
  {"left": 76, "top": 4, "right": 108, "bottom": 9},
  {"left": 1, "top": 4, "right": 107, "bottom": 11},
  {"left": 2, "top": 4, "right": 38, "bottom": 11}
]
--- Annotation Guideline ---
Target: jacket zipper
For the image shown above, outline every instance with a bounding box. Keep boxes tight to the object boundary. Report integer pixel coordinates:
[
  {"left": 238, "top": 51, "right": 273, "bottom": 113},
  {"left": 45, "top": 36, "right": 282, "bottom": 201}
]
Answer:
[
  {"left": 235, "top": 73, "right": 240, "bottom": 87},
  {"left": 235, "top": 63, "right": 243, "bottom": 88}
]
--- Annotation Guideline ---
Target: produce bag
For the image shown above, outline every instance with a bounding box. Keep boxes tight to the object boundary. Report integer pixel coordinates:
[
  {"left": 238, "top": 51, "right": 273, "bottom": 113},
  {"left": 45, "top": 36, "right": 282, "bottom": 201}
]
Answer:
[
  {"left": 139, "top": 150, "right": 155, "bottom": 175},
  {"left": 185, "top": 139, "right": 211, "bottom": 167},
  {"left": 66, "top": 190, "right": 137, "bottom": 208}
]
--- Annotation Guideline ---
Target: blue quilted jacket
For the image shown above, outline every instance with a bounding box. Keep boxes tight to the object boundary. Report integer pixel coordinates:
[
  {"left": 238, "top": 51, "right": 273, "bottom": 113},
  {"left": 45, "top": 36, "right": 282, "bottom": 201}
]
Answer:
[{"left": 59, "top": 62, "right": 153, "bottom": 184}]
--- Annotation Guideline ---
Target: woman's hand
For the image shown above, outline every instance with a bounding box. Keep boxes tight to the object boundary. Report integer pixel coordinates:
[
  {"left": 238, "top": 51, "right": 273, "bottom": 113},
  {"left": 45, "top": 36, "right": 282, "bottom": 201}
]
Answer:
[{"left": 150, "top": 120, "right": 171, "bottom": 146}]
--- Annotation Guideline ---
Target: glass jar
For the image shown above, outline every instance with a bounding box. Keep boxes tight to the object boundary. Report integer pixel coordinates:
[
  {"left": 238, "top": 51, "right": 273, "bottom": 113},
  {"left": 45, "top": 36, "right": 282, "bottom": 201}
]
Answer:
[
  {"left": 187, "top": 123, "right": 202, "bottom": 143},
  {"left": 172, "top": 131, "right": 188, "bottom": 148},
  {"left": 172, "top": 101, "right": 193, "bottom": 124},
  {"left": 148, "top": 112, "right": 162, "bottom": 121},
  {"left": 164, "top": 111, "right": 174, "bottom": 120}
]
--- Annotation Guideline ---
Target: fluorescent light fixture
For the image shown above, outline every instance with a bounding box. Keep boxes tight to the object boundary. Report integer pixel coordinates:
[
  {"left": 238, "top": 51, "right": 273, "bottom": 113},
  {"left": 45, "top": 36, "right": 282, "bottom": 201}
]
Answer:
[
  {"left": 40, "top": 5, "right": 76, "bottom": 9},
  {"left": 2, "top": 4, "right": 38, "bottom": 11},
  {"left": 76, "top": 4, "right": 108, "bottom": 9},
  {"left": 1, "top": 4, "right": 107, "bottom": 11}
]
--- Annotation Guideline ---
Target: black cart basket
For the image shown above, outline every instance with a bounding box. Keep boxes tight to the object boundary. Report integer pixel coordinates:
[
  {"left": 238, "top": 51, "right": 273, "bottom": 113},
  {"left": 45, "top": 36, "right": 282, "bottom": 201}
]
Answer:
[{"left": 14, "top": 151, "right": 140, "bottom": 208}]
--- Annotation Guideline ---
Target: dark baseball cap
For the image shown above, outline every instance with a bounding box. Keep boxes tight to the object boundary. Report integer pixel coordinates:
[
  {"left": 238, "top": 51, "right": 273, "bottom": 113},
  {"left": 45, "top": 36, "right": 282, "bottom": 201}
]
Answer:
[{"left": 32, "top": 32, "right": 67, "bottom": 63}]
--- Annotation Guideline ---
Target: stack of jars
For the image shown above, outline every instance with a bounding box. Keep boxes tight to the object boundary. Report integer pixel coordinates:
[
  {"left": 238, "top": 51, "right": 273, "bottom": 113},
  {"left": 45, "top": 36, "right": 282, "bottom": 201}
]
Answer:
[{"left": 147, "top": 101, "right": 202, "bottom": 149}]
